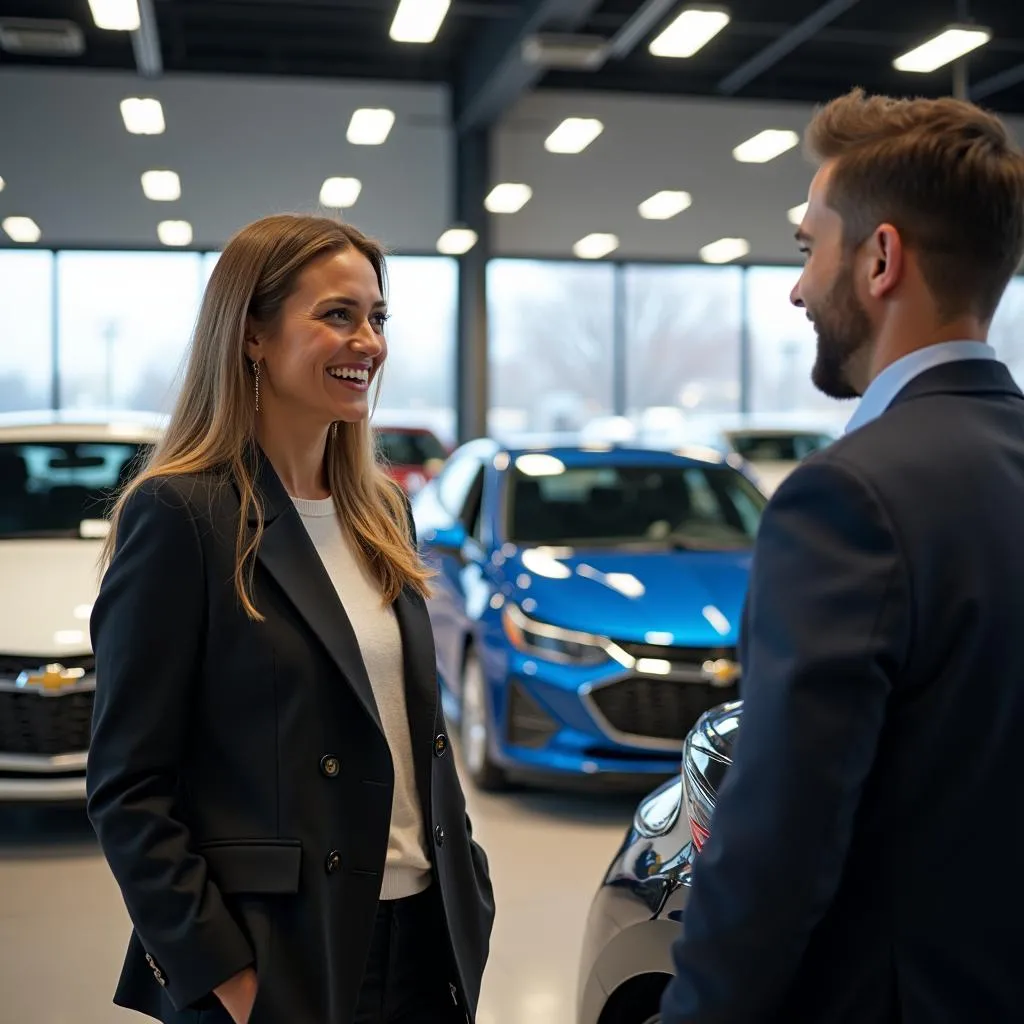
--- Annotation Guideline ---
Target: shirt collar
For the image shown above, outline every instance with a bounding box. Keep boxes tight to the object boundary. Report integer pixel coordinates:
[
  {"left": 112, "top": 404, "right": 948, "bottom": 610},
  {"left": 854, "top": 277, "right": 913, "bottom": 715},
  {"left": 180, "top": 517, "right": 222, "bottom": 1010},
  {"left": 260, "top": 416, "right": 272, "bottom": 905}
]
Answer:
[{"left": 845, "top": 341, "right": 997, "bottom": 435}]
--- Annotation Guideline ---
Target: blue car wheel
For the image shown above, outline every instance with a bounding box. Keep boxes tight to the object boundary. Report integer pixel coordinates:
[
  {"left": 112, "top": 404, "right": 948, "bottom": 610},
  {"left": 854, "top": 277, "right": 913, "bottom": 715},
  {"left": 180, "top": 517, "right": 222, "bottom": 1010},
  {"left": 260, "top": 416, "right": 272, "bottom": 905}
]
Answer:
[{"left": 460, "top": 648, "right": 508, "bottom": 792}]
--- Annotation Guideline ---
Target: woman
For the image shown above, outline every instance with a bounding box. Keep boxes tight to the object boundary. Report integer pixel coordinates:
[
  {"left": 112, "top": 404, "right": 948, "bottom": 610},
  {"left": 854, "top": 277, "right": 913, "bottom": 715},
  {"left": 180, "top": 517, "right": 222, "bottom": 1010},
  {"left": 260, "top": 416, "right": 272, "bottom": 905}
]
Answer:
[{"left": 87, "top": 215, "right": 495, "bottom": 1024}]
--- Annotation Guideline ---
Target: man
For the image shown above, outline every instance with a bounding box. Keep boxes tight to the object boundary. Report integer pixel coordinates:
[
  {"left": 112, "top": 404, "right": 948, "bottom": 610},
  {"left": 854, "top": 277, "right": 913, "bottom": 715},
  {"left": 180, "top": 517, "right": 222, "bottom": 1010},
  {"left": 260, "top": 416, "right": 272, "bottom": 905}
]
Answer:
[{"left": 661, "top": 88, "right": 1024, "bottom": 1024}]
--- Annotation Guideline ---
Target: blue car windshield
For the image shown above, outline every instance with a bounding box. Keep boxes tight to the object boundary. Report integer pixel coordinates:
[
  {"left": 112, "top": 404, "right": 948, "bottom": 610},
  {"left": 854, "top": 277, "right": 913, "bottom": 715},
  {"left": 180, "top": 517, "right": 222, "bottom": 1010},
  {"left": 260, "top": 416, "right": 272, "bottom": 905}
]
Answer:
[
  {"left": 0, "top": 442, "right": 145, "bottom": 539},
  {"left": 507, "top": 463, "right": 766, "bottom": 549}
]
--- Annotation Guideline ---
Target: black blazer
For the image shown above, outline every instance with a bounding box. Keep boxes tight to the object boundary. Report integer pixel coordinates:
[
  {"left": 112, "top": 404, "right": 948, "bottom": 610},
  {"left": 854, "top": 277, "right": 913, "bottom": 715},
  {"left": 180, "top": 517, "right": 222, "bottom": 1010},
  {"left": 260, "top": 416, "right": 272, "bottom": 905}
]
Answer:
[
  {"left": 87, "top": 455, "right": 495, "bottom": 1024},
  {"left": 662, "top": 359, "right": 1024, "bottom": 1024}
]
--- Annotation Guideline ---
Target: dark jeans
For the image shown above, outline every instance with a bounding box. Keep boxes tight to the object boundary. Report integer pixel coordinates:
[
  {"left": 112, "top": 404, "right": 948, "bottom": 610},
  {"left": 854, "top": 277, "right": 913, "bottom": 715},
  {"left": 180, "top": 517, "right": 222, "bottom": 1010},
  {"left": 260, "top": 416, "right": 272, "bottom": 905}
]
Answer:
[{"left": 354, "top": 886, "right": 466, "bottom": 1024}]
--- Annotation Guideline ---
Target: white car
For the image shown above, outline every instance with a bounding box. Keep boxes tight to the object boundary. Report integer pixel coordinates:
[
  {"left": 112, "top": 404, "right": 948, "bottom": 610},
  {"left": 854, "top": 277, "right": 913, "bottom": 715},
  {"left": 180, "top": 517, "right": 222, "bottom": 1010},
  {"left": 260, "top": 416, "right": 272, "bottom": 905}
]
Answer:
[
  {"left": 720, "top": 427, "right": 835, "bottom": 494},
  {"left": 0, "top": 412, "right": 163, "bottom": 801}
]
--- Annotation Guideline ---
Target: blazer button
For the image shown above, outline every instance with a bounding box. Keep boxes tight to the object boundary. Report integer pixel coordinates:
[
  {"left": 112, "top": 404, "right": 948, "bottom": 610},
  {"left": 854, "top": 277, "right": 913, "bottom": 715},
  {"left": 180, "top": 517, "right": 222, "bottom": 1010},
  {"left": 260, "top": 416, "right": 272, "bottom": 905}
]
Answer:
[
  {"left": 433, "top": 734, "right": 449, "bottom": 758},
  {"left": 320, "top": 755, "right": 341, "bottom": 778},
  {"left": 325, "top": 850, "right": 342, "bottom": 874},
  {"left": 434, "top": 824, "right": 446, "bottom": 848}
]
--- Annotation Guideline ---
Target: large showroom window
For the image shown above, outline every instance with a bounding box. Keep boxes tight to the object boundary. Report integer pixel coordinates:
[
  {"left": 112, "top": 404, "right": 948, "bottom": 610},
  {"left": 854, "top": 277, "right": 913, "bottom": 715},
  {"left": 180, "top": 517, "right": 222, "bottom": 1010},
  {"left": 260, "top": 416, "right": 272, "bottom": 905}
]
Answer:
[
  {"left": 487, "top": 259, "right": 615, "bottom": 439},
  {"left": 56, "top": 252, "right": 205, "bottom": 413},
  {"left": 623, "top": 264, "right": 743, "bottom": 434},
  {"left": 376, "top": 255, "right": 458, "bottom": 446},
  {"left": 746, "top": 265, "right": 850, "bottom": 428},
  {"left": 0, "top": 251, "right": 54, "bottom": 413},
  {"left": 990, "top": 275, "right": 1024, "bottom": 387}
]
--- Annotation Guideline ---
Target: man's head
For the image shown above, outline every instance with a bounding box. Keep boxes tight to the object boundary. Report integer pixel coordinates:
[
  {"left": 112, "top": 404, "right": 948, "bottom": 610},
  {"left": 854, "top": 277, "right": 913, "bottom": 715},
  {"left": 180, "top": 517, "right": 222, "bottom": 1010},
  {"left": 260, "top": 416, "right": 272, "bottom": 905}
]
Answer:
[{"left": 791, "top": 88, "right": 1024, "bottom": 399}]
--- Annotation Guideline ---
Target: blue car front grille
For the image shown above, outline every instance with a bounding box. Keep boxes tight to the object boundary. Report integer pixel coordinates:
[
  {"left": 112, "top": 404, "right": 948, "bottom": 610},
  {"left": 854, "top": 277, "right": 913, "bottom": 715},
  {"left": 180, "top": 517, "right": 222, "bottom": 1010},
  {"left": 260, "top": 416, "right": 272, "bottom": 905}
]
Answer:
[{"left": 589, "top": 676, "right": 739, "bottom": 744}]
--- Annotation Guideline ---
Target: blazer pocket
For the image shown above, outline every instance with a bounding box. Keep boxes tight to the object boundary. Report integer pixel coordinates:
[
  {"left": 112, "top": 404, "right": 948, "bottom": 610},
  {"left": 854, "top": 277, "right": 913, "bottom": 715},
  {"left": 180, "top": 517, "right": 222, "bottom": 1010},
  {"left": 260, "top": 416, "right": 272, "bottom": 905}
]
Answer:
[{"left": 199, "top": 839, "right": 302, "bottom": 895}]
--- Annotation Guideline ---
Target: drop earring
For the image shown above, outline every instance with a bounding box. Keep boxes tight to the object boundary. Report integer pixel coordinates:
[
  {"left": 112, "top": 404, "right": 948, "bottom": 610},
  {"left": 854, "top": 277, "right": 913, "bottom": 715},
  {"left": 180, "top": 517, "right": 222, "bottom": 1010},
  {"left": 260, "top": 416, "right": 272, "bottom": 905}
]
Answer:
[{"left": 253, "top": 360, "right": 261, "bottom": 413}]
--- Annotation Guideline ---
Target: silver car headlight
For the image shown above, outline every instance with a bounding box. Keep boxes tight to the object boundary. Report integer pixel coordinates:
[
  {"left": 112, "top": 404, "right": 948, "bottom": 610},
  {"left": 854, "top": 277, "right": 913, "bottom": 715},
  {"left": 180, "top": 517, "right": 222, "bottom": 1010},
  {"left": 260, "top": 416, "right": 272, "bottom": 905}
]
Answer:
[{"left": 501, "top": 604, "right": 610, "bottom": 666}]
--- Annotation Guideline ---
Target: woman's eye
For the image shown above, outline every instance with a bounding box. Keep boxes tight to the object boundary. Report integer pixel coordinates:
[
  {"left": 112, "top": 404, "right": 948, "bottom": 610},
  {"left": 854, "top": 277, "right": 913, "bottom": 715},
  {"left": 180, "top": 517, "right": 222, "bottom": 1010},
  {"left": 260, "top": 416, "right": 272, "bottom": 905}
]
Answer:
[
  {"left": 372, "top": 313, "right": 391, "bottom": 329},
  {"left": 325, "top": 308, "right": 351, "bottom": 322}
]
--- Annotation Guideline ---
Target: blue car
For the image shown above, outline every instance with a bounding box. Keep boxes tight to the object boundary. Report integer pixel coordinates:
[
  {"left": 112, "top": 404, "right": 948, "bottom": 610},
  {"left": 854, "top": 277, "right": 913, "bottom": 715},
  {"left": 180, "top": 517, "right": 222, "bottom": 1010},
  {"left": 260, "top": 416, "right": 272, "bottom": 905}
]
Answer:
[{"left": 411, "top": 440, "right": 766, "bottom": 790}]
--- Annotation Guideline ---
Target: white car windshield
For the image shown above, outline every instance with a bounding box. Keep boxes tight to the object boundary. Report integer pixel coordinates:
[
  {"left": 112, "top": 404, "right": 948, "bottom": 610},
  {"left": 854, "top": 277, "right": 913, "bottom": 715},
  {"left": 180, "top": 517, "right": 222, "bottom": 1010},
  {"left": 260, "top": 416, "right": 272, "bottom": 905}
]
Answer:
[
  {"left": 0, "top": 441, "right": 146, "bottom": 539},
  {"left": 729, "top": 432, "right": 832, "bottom": 462}
]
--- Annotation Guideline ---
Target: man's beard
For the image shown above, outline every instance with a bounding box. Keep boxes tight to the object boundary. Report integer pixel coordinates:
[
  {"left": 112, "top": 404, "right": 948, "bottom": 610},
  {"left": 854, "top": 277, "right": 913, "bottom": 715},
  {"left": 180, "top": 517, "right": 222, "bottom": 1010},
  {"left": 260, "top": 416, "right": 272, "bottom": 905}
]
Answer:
[{"left": 809, "top": 261, "right": 873, "bottom": 400}]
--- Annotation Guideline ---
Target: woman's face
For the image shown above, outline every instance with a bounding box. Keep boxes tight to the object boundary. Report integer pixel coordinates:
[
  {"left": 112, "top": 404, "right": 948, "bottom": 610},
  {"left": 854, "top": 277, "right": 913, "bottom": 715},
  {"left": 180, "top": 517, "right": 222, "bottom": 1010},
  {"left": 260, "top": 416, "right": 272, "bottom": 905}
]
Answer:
[{"left": 246, "top": 247, "right": 388, "bottom": 429}]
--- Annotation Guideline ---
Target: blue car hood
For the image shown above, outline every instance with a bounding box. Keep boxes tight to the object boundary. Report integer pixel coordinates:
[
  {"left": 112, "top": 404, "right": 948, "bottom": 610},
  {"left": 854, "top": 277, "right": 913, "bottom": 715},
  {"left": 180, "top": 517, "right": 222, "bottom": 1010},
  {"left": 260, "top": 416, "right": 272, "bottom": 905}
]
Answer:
[{"left": 504, "top": 546, "right": 752, "bottom": 647}]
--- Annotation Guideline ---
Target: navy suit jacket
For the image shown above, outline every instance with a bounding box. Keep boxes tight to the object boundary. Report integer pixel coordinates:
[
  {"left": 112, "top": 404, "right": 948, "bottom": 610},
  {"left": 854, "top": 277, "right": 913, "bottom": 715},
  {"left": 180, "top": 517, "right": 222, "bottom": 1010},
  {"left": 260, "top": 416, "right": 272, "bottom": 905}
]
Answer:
[{"left": 661, "top": 359, "right": 1024, "bottom": 1024}]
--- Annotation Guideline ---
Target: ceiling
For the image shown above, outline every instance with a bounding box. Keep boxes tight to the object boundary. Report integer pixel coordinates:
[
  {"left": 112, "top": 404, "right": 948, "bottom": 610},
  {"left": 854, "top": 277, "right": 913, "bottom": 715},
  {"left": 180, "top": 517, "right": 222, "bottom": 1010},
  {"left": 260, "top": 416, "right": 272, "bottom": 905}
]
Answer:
[{"left": 2, "top": 1, "right": 1024, "bottom": 113}]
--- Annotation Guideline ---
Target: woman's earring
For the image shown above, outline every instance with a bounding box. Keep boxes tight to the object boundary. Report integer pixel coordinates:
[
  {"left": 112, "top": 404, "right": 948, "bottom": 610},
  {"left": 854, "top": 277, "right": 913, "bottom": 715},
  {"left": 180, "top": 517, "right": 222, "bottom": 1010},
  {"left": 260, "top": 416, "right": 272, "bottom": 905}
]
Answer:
[{"left": 253, "top": 360, "right": 260, "bottom": 413}]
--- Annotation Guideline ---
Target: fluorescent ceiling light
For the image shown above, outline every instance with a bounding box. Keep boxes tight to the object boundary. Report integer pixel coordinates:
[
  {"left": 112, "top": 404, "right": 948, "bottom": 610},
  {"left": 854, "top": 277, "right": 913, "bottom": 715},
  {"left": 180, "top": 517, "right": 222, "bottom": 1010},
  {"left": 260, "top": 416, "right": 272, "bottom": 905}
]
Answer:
[
  {"left": 319, "top": 176, "right": 362, "bottom": 208},
  {"left": 141, "top": 170, "right": 181, "bottom": 201},
  {"left": 2, "top": 216, "right": 41, "bottom": 243},
  {"left": 894, "top": 25, "right": 991, "bottom": 73},
  {"left": 158, "top": 220, "right": 193, "bottom": 247},
  {"left": 390, "top": 0, "right": 451, "bottom": 43},
  {"left": 573, "top": 232, "right": 619, "bottom": 259},
  {"left": 485, "top": 183, "right": 533, "bottom": 214},
  {"left": 121, "top": 97, "right": 165, "bottom": 135},
  {"left": 0, "top": 176, "right": 4, "bottom": 192},
  {"left": 88, "top": 0, "right": 140, "bottom": 31},
  {"left": 347, "top": 108, "right": 395, "bottom": 145},
  {"left": 733, "top": 129, "right": 800, "bottom": 164},
  {"left": 787, "top": 201, "right": 809, "bottom": 226},
  {"left": 545, "top": 117, "right": 604, "bottom": 154},
  {"left": 437, "top": 228, "right": 478, "bottom": 255},
  {"left": 639, "top": 190, "right": 692, "bottom": 220},
  {"left": 700, "top": 237, "right": 750, "bottom": 264},
  {"left": 649, "top": 6, "right": 730, "bottom": 58}
]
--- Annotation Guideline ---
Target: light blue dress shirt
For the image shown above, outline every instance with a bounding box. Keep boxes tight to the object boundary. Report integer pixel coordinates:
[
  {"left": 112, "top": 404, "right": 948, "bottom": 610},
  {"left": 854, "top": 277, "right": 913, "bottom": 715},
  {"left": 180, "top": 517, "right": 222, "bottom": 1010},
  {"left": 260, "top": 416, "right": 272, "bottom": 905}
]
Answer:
[{"left": 845, "top": 341, "right": 997, "bottom": 434}]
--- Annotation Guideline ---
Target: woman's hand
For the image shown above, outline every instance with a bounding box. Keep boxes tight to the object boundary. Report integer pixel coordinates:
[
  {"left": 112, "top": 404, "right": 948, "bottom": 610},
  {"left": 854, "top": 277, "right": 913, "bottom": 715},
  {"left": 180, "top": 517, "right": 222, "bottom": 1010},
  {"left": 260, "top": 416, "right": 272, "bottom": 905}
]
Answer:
[{"left": 215, "top": 967, "right": 258, "bottom": 1023}]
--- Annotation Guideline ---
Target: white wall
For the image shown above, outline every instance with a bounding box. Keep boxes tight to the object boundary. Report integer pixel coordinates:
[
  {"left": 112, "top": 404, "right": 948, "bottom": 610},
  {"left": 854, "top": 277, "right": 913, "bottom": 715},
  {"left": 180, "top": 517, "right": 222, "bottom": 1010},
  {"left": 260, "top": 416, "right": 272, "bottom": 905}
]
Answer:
[
  {"left": 0, "top": 69, "right": 452, "bottom": 251},
  {"left": 493, "top": 89, "right": 1024, "bottom": 263}
]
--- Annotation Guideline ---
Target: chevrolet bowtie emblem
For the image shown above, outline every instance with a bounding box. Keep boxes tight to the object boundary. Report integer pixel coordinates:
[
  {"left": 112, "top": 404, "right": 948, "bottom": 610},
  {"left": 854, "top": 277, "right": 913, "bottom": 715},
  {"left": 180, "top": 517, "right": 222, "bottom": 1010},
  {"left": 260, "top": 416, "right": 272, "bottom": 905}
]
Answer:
[
  {"left": 701, "top": 658, "right": 741, "bottom": 688},
  {"left": 16, "top": 664, "right": 86, "bottom": 693}
]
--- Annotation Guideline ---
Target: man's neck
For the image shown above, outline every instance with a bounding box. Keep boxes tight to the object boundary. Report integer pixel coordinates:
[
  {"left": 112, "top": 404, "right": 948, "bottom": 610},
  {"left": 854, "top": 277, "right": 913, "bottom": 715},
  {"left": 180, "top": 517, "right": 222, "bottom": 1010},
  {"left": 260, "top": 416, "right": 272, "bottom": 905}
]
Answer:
[{"left": 858, "top": 317, "right": 988, "bottom": 394}]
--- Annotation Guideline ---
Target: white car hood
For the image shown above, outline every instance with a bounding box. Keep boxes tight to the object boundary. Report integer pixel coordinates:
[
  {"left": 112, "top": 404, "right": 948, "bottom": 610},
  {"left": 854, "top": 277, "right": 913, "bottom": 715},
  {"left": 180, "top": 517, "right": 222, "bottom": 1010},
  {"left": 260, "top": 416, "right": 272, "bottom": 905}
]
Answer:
[{"left": 0, "top": 540, "right": 103, "bottom": 656}]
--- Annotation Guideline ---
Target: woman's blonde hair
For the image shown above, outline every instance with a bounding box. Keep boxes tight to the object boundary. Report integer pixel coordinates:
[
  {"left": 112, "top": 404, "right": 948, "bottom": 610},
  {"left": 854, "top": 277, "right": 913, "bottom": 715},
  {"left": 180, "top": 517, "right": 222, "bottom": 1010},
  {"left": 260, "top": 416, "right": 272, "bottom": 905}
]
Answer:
[{"left": 103, "top": 213, "right": 432, "bottom": 619}]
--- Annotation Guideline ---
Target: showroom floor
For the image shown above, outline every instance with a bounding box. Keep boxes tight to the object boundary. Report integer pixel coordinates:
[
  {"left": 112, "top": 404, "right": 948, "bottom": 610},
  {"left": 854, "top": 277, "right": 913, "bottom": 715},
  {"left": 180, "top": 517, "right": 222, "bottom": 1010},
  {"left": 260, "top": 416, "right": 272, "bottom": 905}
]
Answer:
[{"left": 0, "top": 774, "right": 643, "bottom": 1024}]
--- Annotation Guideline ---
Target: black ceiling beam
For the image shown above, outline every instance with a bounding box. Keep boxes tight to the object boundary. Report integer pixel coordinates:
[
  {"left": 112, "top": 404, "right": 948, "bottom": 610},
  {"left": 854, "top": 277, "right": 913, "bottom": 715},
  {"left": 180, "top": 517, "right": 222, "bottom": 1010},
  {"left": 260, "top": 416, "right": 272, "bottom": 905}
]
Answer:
[
  {"left": 717, "top": 0, "right": 864, "bottom": 96},
  {"left": 971, "top": 62, "right": 1024, "bottom": 101},
  {"left": 454, "top": 0, "right": 604, "bottom": 133}
]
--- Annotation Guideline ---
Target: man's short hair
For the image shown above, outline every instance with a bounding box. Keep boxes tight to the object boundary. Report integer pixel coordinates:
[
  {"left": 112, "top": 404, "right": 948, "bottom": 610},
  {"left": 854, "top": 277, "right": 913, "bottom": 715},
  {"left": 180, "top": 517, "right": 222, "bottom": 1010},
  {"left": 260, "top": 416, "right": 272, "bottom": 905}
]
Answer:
[{"left": 806, "top": 88, "right": 1024, "bottom": 322}]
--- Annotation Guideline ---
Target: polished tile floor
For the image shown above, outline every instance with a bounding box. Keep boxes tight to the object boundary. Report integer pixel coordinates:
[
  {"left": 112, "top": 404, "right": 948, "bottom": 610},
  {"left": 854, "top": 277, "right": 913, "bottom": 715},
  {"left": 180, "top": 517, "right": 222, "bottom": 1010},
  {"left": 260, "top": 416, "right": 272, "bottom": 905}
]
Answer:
[{"left": 0, "top": 777, "right": 641, "bottom": 1024}]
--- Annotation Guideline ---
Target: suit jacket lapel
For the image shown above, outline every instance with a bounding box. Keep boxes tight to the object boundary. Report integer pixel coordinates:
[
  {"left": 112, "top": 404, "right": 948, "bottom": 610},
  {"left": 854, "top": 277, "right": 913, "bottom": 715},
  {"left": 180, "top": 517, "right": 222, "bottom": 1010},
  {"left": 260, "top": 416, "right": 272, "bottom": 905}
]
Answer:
[{"left": 245, "top": 449, "right": 384, "bottom": 735}]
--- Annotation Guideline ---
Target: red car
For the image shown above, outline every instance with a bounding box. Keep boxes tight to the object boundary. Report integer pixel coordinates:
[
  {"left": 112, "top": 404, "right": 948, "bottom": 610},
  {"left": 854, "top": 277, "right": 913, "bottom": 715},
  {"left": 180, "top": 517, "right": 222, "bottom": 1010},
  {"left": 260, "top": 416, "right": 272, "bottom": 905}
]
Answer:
[{"left": 374, "top": 426, "right": 449, "bottom": 494}]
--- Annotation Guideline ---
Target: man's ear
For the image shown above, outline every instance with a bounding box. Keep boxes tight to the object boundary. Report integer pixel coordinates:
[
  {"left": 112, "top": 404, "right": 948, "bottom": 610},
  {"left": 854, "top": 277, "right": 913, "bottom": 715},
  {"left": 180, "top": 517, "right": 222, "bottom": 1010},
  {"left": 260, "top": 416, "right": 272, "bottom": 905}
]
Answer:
[{"left": 866, "top": 224, "right": 903, "bottom": 300}]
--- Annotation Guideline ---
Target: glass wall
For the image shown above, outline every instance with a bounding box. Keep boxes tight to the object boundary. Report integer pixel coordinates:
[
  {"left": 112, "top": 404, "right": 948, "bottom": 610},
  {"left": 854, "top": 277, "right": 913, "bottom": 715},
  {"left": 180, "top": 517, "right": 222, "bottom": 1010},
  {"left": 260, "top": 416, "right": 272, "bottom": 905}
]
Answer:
[
  {"left": 624, "top": 264, "right": 742, "bottom": 426},
  {"left": 745, "top": 265, "right": 851, "bottom": 430},
  {"left": 487, "top": 259, "right": 615, "bottom": 440},
  {"left": 5, "top": 245, "right": 1022, "bottom": 433},
  {"left": 376, "top": 256, "right": 458, "bottom": 446},
  {"left": 0, "top": 251, "right": 54, "bottom": 412},
  {"left": 0, "top": 249, "right": 460, "bottom": 438},
  {"left": 56, "top": 252, "right": 204, "bottom": 413},
  {"left": 990, "top": 275, "right": 1024, "bottom": 386}
]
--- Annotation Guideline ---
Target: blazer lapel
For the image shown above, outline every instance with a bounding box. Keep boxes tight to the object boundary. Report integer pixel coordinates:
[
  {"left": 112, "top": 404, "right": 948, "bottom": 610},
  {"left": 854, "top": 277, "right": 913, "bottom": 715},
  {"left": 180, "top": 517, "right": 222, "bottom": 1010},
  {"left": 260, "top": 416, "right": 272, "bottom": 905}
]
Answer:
[
  {"left": 246, "top": 450, "right": 384, "bottom": 735},
  {"left": 393, "top": 588, "right": 440, "bottom": 809}
]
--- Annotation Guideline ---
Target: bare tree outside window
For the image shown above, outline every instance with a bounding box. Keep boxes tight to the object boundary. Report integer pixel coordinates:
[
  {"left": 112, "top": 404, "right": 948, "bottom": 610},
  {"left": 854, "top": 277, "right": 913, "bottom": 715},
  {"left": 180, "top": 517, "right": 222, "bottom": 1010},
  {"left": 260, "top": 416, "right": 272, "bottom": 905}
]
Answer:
[
  {"left": 487, "top": 260, "right": 614, "bottom": 439},
  {"left": 624, "top": 265, "right": 742, "bottom": 417}
]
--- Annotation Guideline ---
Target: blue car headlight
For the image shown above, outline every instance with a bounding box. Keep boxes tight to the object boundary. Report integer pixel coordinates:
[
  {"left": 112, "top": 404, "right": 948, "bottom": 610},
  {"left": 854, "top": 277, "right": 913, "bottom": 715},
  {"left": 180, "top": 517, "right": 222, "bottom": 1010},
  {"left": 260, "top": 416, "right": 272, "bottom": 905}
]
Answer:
[{"left": 501, "top": 604, "right": 610, "bottom": 667}]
